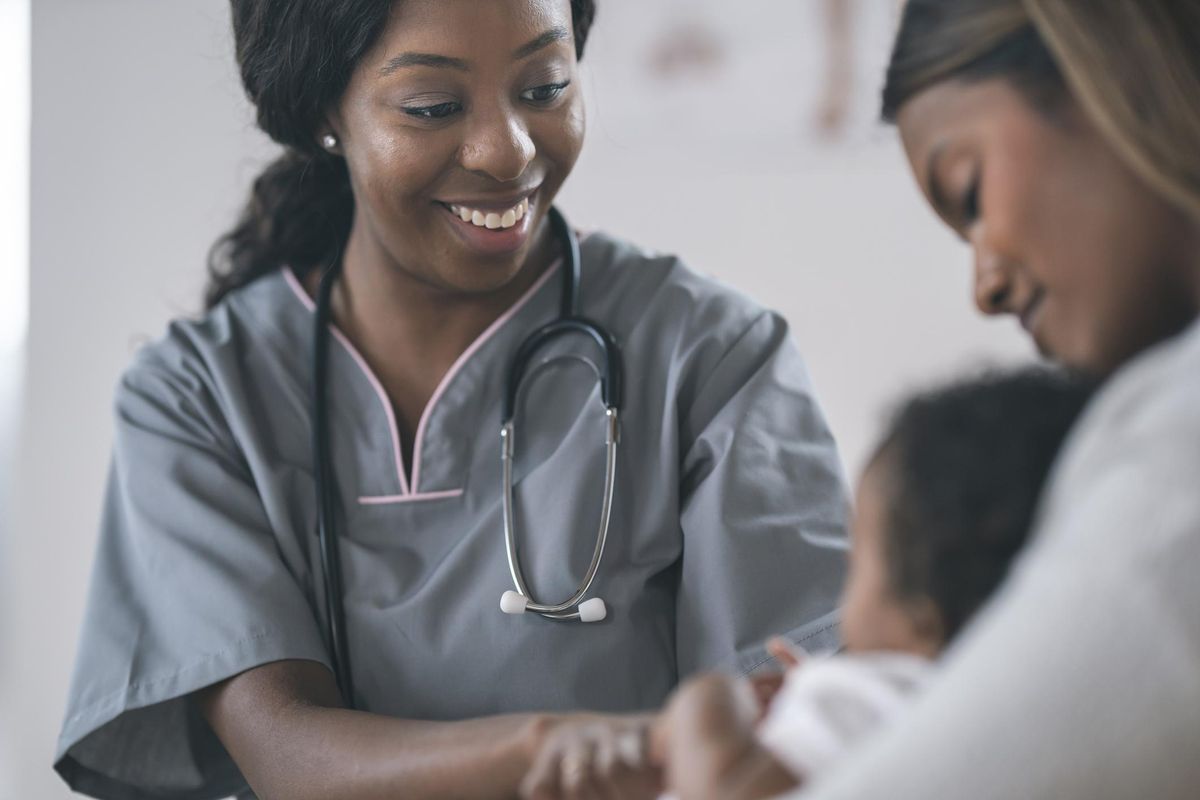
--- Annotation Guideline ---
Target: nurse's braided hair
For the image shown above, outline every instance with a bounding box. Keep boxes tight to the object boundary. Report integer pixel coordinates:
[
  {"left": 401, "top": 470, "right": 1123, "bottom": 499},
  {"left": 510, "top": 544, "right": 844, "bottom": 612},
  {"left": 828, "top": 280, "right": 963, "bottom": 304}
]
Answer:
[
  {"left": 882, "top": 0, "right": 1200, "bottom": 220},
  {"left": 205, "top": 0, "right": 597, "bottom": 309}
]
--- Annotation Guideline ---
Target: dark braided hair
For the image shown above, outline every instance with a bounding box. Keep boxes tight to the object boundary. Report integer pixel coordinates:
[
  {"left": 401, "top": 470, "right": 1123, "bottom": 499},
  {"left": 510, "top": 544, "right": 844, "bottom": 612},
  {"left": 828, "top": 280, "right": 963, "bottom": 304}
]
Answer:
[{"left": 206, "top": 0, "right": 597, "bottom": 309}]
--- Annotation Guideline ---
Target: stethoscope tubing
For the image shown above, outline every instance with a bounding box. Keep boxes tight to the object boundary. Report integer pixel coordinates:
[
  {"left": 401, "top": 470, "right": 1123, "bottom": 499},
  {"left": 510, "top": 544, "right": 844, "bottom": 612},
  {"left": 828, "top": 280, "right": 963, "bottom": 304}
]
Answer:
[
  {"left": 313, "top": 263, "right": 356, "bottom": 705},
  {"left": 312, "top": 206, "right": 620, "bottom": 707}
]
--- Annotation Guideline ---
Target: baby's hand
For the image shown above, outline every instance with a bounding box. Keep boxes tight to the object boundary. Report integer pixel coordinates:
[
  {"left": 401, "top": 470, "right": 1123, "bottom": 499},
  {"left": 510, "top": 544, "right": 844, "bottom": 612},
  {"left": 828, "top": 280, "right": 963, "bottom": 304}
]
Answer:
[
  {"left": 661, "top": 673, "right": 806, "bottom": 800},
  {"left": 659, "top": 674, "right": 761, "bottom": 798},
  {"left": 766, "top": 636, "right": 808, "bottom": 670},
  {"left": 748, "top": 672, "right": 786, "bottom": 720},
  {"left": 520, "top": 713, "right": 661, "bottom": 800},
  {"left": 746, "top": 637, "right": 808, "bottom": 720}
]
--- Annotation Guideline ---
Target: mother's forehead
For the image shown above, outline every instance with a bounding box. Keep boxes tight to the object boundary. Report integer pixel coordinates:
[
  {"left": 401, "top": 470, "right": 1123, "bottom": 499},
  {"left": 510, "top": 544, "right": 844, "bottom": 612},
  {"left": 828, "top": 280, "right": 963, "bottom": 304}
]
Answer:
[{"left": 895, "top": 79, "right": 1035, "bottom": 162}]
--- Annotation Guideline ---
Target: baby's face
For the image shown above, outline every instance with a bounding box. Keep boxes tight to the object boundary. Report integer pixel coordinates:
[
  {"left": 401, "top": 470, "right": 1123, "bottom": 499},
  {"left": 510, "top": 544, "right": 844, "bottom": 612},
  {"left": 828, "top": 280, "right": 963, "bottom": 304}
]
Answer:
[{"left": 839, "top": 460, "right": 942, "bottom": 657}]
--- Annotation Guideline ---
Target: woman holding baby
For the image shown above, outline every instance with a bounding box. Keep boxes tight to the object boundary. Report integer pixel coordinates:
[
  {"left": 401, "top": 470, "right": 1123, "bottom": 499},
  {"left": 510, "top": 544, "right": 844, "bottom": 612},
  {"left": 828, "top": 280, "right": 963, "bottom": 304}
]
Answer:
[{"left": 526, "top": 2, "right": 1200, "bottom": 798}]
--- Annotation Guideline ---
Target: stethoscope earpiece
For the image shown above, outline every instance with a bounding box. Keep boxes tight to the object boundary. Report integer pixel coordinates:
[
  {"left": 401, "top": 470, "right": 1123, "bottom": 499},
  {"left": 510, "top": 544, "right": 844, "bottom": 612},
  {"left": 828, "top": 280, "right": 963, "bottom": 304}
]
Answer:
[
  {"left": 500, "top": 590, "right": 528, "bottom": 615},
  {"left": 577, "top": 597, "right": 608, "bottom": 623},
  {"left": 499, "top": 591, "right": 607, "bottom": 623}
]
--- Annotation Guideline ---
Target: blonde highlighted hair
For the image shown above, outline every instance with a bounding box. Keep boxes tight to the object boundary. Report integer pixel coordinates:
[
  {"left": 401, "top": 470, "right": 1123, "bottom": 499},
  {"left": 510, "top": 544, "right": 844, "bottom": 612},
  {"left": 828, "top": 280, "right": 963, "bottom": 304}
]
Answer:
[{"left": 883, "top": 0, "right": 1200, "bottom": 218}]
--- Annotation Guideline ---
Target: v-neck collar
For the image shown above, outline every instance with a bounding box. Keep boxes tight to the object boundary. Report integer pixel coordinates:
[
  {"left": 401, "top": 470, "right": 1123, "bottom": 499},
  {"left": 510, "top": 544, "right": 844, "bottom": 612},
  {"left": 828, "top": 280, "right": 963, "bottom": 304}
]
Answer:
[{"left": 280, "top": 261, "right": 563, "bottom": 501}]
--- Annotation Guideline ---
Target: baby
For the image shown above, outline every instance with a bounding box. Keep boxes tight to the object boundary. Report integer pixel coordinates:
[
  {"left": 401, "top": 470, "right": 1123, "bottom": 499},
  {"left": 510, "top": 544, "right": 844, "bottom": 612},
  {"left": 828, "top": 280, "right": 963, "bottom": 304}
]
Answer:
[
  {"left": 655, "top": 367, "right": 1094, "bottom": 799},
  {"left": 519, "top": 368, "right": 1093, "bottom": 800}
]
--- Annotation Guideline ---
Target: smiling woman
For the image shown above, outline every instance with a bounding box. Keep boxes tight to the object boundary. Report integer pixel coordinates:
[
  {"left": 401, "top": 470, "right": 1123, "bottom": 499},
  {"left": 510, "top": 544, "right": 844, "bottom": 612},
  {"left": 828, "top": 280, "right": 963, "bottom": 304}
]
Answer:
[
  {"left": 783, "top": 2, "right": 1200, "bottom": 798},
  {"left": 53, "top": 2, "right": 848, "bottom": 798},
  {"left": 882, "top": 0, "right": 1200, "bottom": 375}
]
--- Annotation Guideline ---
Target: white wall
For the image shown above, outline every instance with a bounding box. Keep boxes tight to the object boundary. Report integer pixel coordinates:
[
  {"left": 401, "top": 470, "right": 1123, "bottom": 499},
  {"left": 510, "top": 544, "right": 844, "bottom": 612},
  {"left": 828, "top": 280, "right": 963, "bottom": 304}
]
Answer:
[
  {"left": 6, "top": 2, "right": 275, "bottom": 797},
  {"left": 4, "top": 2, "right": 1031, "bottom": 798},
  {"left": 0, "top": 0, "right": 30, "bottom": 792}
]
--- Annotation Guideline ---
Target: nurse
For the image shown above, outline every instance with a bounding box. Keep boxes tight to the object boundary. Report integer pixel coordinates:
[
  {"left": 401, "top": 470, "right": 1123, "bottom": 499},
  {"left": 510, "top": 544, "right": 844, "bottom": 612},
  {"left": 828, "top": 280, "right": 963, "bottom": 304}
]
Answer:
[{"left": 53, "top": 1, "right": 847, "bottom": 798}]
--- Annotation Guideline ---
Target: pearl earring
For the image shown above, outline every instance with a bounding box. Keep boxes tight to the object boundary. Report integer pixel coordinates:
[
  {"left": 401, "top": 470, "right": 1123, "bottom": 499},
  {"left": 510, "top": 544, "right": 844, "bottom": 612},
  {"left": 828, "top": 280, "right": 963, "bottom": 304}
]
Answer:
[{"left": 321, "top": 133, "right": 338, "bottom": 150}]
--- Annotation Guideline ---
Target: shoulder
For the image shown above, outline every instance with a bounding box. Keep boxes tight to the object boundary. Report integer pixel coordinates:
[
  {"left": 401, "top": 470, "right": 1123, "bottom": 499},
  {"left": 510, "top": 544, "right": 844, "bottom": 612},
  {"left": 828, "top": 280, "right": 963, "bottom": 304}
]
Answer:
[
  {"left": 1053, "top": 320, "right": 1200, "bottom": 481},
  {"left": 1037, "top": 320, "right": 1200, "bottom": 557},
  {"left": 116, "top": 269, "right": 302, "bottom": 429},
  {"left": 1096, "top": 319, "right": 1200, "bottom": 438},
  {"left": 580, "top": 230, "right": 783, "bottom": 349},
  {"left": 580, "top": 232, "right": 828, "bottom": 443}
]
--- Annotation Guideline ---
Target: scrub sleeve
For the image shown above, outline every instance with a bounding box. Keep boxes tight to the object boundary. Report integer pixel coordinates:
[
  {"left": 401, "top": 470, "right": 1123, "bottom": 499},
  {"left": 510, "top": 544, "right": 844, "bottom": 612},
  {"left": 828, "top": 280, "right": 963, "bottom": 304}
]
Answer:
[
  {"left": 54, "top": 341, "right": 329, "bottom": 799},
  {"left": 675, "top": 310, "right": 847, "bottom": 678}
]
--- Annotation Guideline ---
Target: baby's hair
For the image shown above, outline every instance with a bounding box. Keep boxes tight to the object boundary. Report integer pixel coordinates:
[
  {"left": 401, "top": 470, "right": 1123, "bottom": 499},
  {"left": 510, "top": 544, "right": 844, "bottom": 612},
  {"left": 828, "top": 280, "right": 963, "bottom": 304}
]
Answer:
[{"left": 871, "top": 367, "right": 1095, "bottom": 643}]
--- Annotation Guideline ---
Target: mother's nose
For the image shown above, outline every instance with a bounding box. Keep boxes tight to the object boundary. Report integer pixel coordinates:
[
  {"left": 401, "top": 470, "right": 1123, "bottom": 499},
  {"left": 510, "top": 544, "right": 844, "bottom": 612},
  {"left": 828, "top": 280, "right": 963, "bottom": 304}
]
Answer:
[
  {"left": 972, "top": 241, "right": 1016, "bottom": 316},
  {"left": 459, "top": 111, "right": 536, "bottom": 183}
]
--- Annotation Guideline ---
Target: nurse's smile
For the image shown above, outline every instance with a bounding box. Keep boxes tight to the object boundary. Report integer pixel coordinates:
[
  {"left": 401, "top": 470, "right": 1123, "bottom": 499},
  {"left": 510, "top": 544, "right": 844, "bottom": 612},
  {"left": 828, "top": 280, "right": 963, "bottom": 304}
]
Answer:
[{"left": 437, "top": 188, "right": 539, "bottom": 256}]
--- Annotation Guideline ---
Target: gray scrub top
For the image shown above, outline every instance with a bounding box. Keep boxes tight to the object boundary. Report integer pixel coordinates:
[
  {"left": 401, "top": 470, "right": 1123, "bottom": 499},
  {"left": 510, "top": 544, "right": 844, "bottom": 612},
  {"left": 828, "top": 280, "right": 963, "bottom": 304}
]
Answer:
[{"left": 55, "top": 232, "right": 849, "bottom": 799}]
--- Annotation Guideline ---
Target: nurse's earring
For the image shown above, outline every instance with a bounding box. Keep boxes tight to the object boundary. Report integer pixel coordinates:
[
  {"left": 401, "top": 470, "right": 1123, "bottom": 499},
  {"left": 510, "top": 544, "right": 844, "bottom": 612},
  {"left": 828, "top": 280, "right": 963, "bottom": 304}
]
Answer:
[{"left": 321, "top": 133, "right": 339, "bottom": 152}]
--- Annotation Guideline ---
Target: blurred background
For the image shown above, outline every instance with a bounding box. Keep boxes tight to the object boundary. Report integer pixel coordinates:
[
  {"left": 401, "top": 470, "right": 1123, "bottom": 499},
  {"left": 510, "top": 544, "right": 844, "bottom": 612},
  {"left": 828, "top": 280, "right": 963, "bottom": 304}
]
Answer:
[{"left": 0, "top": 1, "right": 1030, "bottom": 797}]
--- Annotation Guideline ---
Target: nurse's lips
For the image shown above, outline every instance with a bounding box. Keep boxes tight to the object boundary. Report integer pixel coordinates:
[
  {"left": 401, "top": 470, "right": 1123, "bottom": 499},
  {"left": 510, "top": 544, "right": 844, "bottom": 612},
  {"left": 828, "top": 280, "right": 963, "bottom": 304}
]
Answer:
[{"left": 436, "top": 189, "right": 538, "bottom": 255}]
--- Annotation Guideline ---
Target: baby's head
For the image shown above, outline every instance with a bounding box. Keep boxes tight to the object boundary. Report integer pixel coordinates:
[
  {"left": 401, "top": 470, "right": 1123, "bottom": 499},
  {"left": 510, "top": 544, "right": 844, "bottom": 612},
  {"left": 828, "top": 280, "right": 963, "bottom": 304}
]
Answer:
[{"left": 840, "top": 368, "right": 1094, "bottom": 657}]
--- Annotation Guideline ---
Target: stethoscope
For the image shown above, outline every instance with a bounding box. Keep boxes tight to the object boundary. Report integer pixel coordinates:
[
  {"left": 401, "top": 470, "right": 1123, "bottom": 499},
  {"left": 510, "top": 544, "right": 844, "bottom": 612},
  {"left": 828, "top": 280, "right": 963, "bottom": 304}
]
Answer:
[{"left": 312, "top": 207, "right": 623, "bottom": 704}]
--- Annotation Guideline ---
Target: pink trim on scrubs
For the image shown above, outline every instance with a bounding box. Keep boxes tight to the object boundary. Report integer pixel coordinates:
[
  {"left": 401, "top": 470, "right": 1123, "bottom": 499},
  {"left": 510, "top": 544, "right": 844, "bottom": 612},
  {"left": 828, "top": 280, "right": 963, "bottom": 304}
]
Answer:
[{"left": 282, "top": 260, "right": 562, "bottom": 503}]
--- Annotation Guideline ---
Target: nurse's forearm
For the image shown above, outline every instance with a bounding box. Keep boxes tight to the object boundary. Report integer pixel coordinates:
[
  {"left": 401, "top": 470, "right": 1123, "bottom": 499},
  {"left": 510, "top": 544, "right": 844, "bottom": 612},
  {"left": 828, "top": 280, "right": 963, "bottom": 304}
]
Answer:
[
  {"left": 197, "top": 659, "right": 558, "bottom": 800},
  {"left": 272, "top": 706, "right": 551, "bottom": 799}
]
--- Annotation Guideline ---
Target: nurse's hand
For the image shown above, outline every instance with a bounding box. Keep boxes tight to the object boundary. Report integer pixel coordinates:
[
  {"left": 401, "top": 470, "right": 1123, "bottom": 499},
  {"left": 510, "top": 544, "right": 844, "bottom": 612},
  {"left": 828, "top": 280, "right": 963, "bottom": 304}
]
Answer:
[{"left": 520, "top": 713, "right": 662, "bottom": 800}]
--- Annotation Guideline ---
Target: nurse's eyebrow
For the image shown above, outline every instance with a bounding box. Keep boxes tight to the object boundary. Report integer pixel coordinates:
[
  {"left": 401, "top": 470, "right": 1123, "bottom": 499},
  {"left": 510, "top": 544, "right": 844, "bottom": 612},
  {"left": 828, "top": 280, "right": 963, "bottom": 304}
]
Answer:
[
  {"left": 512, "top": 27, "right": 572, "bottom": 60},
  {"left": 378, "top": 27, "right": 569, "bottom": 76},
  {"left": 379, "top": 52, "right": 470, "bottom": 76}
]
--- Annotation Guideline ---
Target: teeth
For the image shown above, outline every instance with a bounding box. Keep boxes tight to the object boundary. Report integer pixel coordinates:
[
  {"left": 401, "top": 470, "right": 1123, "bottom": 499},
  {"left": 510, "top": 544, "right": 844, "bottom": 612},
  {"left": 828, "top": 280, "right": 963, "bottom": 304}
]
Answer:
[{"left": 448, "top": 197, "right": 530, "bottom": 230}]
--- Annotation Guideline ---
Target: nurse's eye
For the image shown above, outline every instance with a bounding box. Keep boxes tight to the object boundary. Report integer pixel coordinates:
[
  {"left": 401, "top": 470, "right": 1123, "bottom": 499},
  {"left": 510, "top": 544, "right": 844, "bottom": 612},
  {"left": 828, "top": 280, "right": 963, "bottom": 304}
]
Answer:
[
  {"left": 402, "top": 101, "right": 463, "bottom": 120},
  {"left": 520, "top": 81, "right": 570, "bottom": 106}
]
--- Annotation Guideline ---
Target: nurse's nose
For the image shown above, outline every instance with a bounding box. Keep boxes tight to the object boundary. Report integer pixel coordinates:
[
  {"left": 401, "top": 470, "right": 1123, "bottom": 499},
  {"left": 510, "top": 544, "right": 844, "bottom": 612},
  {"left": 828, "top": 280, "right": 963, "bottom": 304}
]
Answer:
[{"left": 459, "top": 109, "right": 536, "bottom": 183}]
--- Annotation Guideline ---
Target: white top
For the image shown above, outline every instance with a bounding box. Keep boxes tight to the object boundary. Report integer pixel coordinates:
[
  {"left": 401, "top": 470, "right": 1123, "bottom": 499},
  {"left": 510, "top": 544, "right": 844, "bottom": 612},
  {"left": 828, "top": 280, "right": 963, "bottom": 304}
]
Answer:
[
  {"left": 786, "top": 318, "right": 1200, "bottom": 799},
  {"left": 758, "top": 653, "right": 932, "bottom": 779}
]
